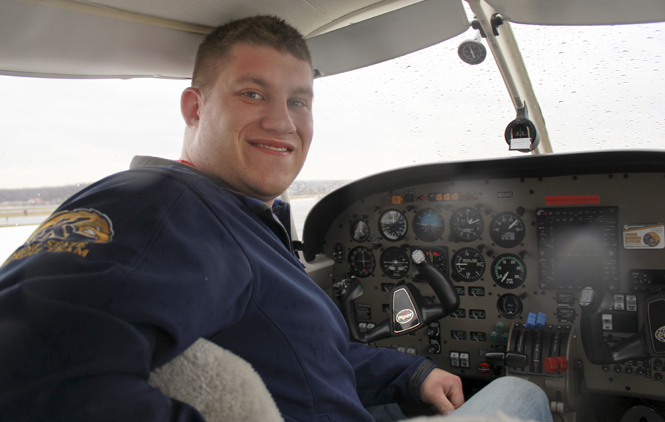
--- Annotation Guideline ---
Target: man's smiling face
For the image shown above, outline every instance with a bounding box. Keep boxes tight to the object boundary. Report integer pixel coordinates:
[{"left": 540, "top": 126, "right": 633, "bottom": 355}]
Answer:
[{"left": 182, "top": 43, "right": 314, "bottom": 203}]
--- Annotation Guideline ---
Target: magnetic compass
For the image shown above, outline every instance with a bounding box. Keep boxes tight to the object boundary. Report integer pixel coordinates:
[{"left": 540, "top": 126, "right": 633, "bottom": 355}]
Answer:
[{"left": 458, "top": 40, "right": 487, "bottom": 65}]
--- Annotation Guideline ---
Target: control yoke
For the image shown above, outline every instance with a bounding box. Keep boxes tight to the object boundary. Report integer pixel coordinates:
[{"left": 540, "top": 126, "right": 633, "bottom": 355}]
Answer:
[
  {"left": 579, "top": 287, "right": 665, "bottom": 364},
  {"left": 334, "top": 249, "right": 460, "bottom": 343}
]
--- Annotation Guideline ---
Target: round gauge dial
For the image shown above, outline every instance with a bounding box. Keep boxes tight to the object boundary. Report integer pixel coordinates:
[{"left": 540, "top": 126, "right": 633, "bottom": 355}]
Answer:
[
  {"left": 491, "top": 254, "right": 527, "bottom": 289},
  {"left": 378, "top": 209, "right": 408, "bottom": 241},
  {"left": 451, "top": 247, "right": 485, "bottom": 282},
  {"left": 420, "top": 247, "right": 449, "bottom": 276},
  {"left": 450, "top": 207, "right": 484, "bottom": 242},
  {"left": 380, "top": 247, "right": 411, "bottom": 279},
  {"left": 347, "top": 246, "right": 376, "bottom": 277},
  {"left": 350, "top": 219, "right": 370, "bottom": 242},
  {"left": 458, "top": 40, "right": 487, "bottom": 65},
  {"left": 497, "top": 293, "right": 524, "bottom": 319},
  {"left": 413, "top": 208, "right": 445, "bottom": 242},
  {"left": 490, "top": 212, "right": 526, "bottom": 248}
]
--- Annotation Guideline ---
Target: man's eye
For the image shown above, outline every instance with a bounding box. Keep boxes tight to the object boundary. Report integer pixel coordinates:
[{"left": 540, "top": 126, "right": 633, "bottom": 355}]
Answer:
[
  {"left": 243, "top": 91, "right": 263, "bottom": 100},
  {"left": 288, "top": 99, "right": 306, "bottom": 107}
]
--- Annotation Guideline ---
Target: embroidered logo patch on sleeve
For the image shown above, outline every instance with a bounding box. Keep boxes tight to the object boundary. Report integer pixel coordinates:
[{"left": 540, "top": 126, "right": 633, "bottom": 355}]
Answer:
[{"left": 2, "top": 208, "right": 114, "bottom": 266}]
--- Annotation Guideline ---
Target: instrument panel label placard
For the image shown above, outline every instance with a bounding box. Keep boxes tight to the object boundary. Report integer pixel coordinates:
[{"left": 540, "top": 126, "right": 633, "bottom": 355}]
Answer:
[
  {"left": 545, "top": 195, "right": 600, "bottom": 205},
  {"left": 623, "top": 224, "right": 665, "bottom": 249}
]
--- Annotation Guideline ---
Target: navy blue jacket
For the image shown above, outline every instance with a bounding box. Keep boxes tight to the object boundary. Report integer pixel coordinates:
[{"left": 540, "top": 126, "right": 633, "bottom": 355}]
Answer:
[{"left": 0, "top": 157, "right": 430, "bottom": 422}]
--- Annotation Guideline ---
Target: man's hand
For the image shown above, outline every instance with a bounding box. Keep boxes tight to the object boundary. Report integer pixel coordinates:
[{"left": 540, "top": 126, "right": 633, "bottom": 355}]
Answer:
[{"left": 419, "top": 368, "right": 465, "bottom": 415}]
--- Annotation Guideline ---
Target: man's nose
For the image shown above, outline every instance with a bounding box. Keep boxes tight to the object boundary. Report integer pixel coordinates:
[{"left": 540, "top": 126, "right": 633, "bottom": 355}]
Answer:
[{"left": 261, "top": 100, "right": 297, "bottom": 135}]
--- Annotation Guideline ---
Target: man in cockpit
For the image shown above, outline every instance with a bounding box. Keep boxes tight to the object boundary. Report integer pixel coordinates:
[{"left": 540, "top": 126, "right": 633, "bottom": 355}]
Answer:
[{"left": 0, "top": 15, "right": 551, "bottom": 422}]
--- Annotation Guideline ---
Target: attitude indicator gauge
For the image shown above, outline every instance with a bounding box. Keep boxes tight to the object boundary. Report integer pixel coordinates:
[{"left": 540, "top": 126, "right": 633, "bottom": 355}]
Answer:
[
  {"left": 413, "top": 208, "right": 445, "bottom": 242},
  {"left": 348, "top": 246, "right": 376, "bottom": 277},
  {"left": 350, "top": 219, "right": 370, "bottom": 242},
  {"left": 450, "top": 207, "right": 484, "bottom": 242},
  {"left": 379, "top": 209, "right": 408, "bottom": 241},
  {"left": 380, "top": 247, "right": 411, "bottom": 279},
  {"left": 490, "top": 212, "right": 526, "bottom": 248},
  {"left": 497, "top": 293, "right": 523, "bottom": 319},
  {"left": 491, "top": 254, "right": 527, "bottom": 289},
  {"left": 451, "top": 247, "right": 485, "bottom": 282}
]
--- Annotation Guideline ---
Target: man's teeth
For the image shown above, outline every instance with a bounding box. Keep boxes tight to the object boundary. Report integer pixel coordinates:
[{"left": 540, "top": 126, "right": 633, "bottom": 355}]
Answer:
[{"left": 257, "top": 144, "right": 288, "bottom": 152}]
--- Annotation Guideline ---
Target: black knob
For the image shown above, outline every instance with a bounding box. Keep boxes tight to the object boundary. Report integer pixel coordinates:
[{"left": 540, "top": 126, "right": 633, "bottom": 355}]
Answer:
[{"left": 655, "top": 372, "right": 663, "bottom": 381}]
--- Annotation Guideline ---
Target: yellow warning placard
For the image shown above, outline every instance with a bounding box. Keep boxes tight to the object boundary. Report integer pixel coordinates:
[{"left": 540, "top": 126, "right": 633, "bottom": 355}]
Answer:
[{"left": 623, "top": 224, "right": 665, "bottom": 249}]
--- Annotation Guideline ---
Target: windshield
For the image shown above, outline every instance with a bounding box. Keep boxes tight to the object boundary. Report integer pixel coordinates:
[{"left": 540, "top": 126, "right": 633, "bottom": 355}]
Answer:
[{"left": 1, "top": 20, "right": 664, "bottom": 255}]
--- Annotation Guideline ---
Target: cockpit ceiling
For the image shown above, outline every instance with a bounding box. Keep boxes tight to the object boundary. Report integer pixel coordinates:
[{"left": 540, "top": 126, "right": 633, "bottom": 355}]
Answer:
[
  {"left": 487, "top": 0, "right": 665, "bottom": 25},
  {"left": 0, "top": 0, "right": 469, "bottom": 79},
  {"left": 2, "top": 0, "right": 665, "bottom": 80}
]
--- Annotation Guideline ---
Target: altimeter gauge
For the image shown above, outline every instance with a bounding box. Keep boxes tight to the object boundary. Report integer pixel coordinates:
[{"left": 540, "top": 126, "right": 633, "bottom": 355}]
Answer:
[{"left": 450, "top": 207, "right": 484, "bottom": 242}]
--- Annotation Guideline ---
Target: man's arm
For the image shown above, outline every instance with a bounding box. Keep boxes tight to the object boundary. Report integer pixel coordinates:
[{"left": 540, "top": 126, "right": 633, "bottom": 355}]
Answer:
[
  {"left": 0, "top": 170, "right": 253, "bottom": 421},
  {"left": 347, "top": 341, "right": 429, "bottom": 407}
]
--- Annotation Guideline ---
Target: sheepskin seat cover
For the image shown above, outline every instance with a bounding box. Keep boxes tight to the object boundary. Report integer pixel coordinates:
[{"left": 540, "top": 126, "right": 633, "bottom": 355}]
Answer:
[
  {"left": 148, "top": 338, "right": 284, "bottom": 422},
  {"left": 149, "top": 338, "right": 535, "bottom": 422}
]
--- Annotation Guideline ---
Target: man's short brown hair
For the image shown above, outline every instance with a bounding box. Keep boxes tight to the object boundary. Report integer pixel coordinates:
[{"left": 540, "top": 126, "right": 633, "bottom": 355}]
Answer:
[{"left": 192, "top": 15, "right": 312, "bottom": 97}]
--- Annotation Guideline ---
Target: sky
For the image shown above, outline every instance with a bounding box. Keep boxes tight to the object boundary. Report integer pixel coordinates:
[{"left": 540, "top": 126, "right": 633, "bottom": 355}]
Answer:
[{"left": 0, "top": 21, "right": 663, "bottom": 190}]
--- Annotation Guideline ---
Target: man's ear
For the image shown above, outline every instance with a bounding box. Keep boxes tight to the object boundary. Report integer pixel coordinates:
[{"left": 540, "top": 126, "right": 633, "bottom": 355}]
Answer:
[{"left": 181, "top": 87, "right": 203, "bottom": 129}]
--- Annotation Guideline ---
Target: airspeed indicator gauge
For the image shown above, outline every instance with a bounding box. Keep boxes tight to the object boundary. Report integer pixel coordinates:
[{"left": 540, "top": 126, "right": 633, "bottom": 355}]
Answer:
[
  {"left": 379, "top": 209, "right": 408, "bottom": 241},
  {"left": 413, "top": 208, "right": 445, "bottom": 242}
]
